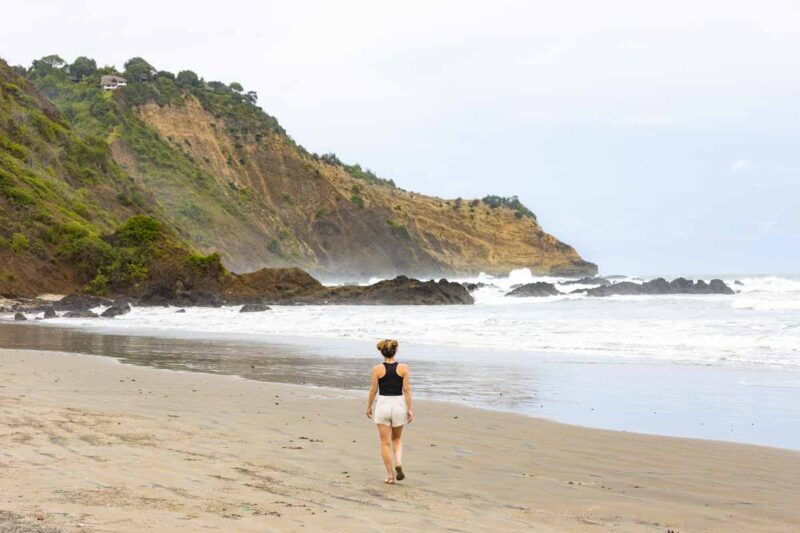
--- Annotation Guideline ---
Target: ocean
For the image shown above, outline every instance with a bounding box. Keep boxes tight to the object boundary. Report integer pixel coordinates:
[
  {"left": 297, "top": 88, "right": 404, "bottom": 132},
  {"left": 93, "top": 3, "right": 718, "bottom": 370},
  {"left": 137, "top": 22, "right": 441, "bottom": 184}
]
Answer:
[{"left": 2, "top": 270, "right": 799, "bottom": 449}]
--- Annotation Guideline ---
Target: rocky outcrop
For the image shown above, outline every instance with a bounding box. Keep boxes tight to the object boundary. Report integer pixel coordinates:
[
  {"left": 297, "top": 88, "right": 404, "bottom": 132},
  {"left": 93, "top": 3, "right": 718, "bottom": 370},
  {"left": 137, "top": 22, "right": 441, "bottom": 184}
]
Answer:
[
  {"left": 14, "top": 312, "right": 27, "bottom": 321},
  {"left": 55, "top": 294, "right": 112, "bottom": 312},
  {"left": 311, "top": 276, "right": 474, "bottom": 305},
  {"left": 101, "top": 299, "right": 132, "bottom": 318},
  {"left": 505, "top": 282, "right": 561, "bottom": 297},
  {"left": 221, "top": 268, "right": 323, "bottom": 303},
  {"left": 460, "top": 282, "right": 496, "bottom": 292},
  {"left": 586, "top": 278, "right": 734, "bottom": 297},
  {"left": 42, "top": 307, "right": 56, "bottom": 319},
  {"left": 562, "top": 277, "right": 611, "bottom": 286},
  {"left": 240, "top": 303, "right": 270, "bottom": 313}
]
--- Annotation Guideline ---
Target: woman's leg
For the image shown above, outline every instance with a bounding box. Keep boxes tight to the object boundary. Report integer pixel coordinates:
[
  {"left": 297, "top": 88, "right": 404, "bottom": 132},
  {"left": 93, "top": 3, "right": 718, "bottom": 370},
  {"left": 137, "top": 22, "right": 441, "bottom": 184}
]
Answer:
[
  {"left": 377, "top": 424, "right": 394, "bottom": 482},
  {"left": 391, "top": 425, "right": 404, "bottom": 465}
]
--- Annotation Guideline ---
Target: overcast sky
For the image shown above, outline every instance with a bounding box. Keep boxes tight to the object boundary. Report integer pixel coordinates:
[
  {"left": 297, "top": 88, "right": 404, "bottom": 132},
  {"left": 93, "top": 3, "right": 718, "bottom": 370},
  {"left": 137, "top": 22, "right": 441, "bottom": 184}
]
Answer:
[{"left": 3, "top": 0, "right": 799, "bottom": 274}]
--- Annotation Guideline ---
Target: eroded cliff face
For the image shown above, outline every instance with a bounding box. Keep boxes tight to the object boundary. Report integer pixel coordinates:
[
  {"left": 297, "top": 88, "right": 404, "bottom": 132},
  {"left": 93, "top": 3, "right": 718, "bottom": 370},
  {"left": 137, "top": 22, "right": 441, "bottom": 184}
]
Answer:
[{"left": 133, "top": 97, "right": 595, "bottom": 277}]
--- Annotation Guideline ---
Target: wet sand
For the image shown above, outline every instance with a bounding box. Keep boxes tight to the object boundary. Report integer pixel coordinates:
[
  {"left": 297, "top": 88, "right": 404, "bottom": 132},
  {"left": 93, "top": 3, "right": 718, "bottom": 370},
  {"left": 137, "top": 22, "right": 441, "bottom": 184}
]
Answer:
[
  {"left": 1, "top": 348, "right": 799, "bottom": 532},
  {"left": 2, "top": 321, "right": 799, "bottom": 449}
]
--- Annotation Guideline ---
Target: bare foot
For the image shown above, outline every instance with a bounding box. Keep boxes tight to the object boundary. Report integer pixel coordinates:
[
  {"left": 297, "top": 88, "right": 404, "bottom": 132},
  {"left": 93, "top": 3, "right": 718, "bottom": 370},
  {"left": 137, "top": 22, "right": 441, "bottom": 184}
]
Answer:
[{"left": 384, "top": 476, "right": 396, "bottom": 484}]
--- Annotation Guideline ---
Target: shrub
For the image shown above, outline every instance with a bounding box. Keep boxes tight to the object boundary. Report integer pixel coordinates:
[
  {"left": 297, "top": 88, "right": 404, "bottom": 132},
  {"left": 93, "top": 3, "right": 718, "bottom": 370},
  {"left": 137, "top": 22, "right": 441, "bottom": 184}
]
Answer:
[
  {"left": 350, "top": 194, "right": 365, "bottom": 208},
  {"left": 315, "top": 207, "right": 328, "bottom": 218},
  {"left": 185, "top": 252, "right": 226, "bottom": 279},
  {"left": 115, "top": 215, "right": 161, "bottom": 246},
  {"left": 0, "top": 133, "right": 29, "bottom": 160},
  {"left": 88, "top": 273, "right": 109, "bottom": 295},
  {"left": 1, "top": 186, "right": 34, "bottom": 207},
  {"left": 59, "top": 233, "right": 113, "bottom": 275},
  {"left": 481, "top": 195, "right": 537, "bottom": 220},
  {"left": 10, "top": 233, "right": 29, "bottom": 253}
]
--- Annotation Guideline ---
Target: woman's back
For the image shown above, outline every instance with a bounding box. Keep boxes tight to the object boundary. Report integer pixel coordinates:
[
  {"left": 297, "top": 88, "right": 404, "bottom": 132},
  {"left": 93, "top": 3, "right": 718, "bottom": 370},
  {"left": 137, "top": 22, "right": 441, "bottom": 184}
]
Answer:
[{"left": 378, "top": 362, "right": 404, "bottom": 396}]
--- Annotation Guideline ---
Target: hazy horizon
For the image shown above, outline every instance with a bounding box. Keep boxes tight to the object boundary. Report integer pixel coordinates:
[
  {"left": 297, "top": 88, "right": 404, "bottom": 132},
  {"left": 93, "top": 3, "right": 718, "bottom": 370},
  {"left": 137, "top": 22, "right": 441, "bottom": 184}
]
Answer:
[{"left": 4, "top": 0, "right": 799, "bottom": 274}]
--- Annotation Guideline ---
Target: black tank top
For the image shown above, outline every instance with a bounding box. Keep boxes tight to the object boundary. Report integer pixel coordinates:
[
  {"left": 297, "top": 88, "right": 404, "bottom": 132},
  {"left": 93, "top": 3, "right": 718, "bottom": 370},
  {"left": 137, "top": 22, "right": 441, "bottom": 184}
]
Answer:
[{"left": 378, "top": 362, "right": 403, "bottom": 396}]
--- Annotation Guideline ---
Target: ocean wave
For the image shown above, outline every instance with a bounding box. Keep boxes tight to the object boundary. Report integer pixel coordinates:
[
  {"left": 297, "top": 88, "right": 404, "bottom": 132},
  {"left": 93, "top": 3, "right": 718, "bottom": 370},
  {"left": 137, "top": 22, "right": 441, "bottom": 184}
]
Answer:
[{"left": 4, "top": 273, "right": 799, "bottom": 369}]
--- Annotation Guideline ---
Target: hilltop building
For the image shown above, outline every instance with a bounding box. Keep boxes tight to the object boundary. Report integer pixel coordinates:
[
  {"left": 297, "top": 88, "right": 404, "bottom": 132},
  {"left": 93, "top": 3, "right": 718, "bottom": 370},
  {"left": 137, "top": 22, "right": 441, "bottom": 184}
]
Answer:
[{"left": 100, "top": 75, "right": 127, "bottom": 90}]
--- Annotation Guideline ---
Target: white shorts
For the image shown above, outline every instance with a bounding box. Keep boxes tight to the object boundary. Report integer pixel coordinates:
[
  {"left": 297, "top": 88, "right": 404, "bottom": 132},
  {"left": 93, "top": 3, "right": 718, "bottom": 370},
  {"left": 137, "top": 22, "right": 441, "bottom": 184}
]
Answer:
[{"left": 374, "top": 395, "right": 407, "bottom": 427}]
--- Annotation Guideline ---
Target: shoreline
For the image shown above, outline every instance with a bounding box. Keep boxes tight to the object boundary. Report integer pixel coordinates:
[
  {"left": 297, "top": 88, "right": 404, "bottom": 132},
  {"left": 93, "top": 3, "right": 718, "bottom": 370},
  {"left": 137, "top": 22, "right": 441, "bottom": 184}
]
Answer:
[
  {"left": 2, "top": 319, "right": 799, "bottom": 450},
  {"left": 1, "top": 347, "right": 799, "bottom": 531}
]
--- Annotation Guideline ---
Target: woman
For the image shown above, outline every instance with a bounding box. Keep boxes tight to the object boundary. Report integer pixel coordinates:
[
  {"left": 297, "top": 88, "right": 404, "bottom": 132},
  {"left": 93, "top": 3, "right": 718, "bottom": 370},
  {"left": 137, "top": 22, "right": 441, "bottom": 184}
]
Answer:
[{"left": 366, "top": 339, "right": 413, "bottom": 484}]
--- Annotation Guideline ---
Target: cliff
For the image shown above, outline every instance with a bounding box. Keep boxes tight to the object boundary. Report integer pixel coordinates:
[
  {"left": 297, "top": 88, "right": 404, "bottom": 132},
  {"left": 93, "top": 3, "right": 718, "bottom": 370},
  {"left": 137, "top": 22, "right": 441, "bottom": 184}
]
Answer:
[{"left": 1, "top": 55, "right": 595, "bottom": 297}]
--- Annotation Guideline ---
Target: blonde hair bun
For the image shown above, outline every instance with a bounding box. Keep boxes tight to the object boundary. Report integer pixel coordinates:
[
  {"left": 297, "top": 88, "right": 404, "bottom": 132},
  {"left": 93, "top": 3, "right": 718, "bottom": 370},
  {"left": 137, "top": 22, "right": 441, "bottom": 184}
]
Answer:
[{"left": 377, "top": 339, "right": 399, "bottom": 356}]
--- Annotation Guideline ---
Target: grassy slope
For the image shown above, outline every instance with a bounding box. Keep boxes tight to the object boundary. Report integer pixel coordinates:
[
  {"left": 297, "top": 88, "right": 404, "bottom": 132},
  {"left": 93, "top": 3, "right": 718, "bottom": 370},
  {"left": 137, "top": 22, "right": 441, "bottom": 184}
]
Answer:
[{"left": 0, "top": 60, "right": 222, "bottom": 297}]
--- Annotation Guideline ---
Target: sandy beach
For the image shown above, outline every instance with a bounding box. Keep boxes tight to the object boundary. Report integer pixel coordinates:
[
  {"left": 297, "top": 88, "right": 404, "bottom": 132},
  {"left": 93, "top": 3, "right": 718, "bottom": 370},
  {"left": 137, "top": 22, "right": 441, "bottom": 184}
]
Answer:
[{"left": 1, "top": 348, "right": 799, "bottom": 532}]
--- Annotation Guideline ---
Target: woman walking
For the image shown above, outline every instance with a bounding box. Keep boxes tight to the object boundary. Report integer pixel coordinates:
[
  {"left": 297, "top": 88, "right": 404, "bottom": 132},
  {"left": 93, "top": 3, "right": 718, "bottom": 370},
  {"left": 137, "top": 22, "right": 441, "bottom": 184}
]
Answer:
[{"left": 366, "top": 339, "right": 413, "bottom": 484}]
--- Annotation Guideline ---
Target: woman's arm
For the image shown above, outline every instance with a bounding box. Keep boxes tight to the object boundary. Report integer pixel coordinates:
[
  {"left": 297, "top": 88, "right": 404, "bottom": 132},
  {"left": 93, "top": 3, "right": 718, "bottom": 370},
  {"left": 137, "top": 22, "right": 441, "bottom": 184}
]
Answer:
[
  {"left": 366, "top": 366, "right": 379, "bottom": 418},
  {"left": 401, "top": 365, "right": 413, "bottom": 422}
]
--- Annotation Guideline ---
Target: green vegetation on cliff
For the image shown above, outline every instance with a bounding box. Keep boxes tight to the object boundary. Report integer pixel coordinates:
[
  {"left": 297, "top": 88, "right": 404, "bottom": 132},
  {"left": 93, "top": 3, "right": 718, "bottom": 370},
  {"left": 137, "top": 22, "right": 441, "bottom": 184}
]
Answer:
[{"left": 0, "top": 59, "right": 225, "bottom": 296}]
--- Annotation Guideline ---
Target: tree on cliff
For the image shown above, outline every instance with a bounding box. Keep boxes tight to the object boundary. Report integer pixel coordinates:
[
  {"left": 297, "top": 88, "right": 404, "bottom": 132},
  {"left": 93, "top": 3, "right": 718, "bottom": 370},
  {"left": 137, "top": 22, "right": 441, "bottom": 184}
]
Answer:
[
  {"left": 124, "top": 57, "right": 156, "bottom": 82},
  {"left": 177, "top": 70, "right": 200, "bottom": 87},
  {"left": 69, "top": 56, "right": 97, "bottom": 80},
  {"left": 29, "top": 55, "right": 66, "bottom": 77}
]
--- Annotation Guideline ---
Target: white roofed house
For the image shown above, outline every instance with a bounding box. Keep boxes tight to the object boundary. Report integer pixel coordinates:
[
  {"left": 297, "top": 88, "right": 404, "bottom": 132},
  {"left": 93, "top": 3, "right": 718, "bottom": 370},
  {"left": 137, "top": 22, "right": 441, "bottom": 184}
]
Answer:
[{"left": 100, "top": 75, "right": 127, "bottom": 90}]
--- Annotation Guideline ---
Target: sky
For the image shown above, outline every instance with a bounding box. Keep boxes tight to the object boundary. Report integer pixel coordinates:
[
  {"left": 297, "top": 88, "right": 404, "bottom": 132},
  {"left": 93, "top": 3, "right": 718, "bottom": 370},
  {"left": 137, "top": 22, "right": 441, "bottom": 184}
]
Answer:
[{"left": 3, "top": 0, "right": 799, "bottom": 274}]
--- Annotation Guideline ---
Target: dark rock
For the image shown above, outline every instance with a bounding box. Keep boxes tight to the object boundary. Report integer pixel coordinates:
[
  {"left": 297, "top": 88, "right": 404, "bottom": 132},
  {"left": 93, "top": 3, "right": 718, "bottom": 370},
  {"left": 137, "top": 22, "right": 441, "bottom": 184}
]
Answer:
[
  {"left": 240, "top": 303, "right": 270, "bottom": 313},
  {"left": 182, "top": 291, "right": 223, "bottom": 307},
  {"left": 586, "top": 278, "right": 735, "bottom": 297},
  {"left": 460, "top": 282, "right": 495, "bottom": 292},
  {"left": 220, "top": 267, "right": 324, "bottom": 302},
  {"left": 669, "top": 277, "right": 695, "bottom": 293},
  {"left": 62, "top": 310, "right": 99, "bottom": 318},
  {"left": 586, "top": 281, "right": 642, "bottom": 296},
  {"left": 101, "top": 299, "right": 132, "bottom": 318},
  {"left": 709, "top": 279, "right": 735, "bottom": 295},
  {"left": 734, "top": 280, "right": 743, "bottom": 286},
  {"left": 549, "top": 259, "right": 598, "bottom": 277},
  {"left": 175, "top": 308, "right": 186, "bottom": 313},
  {"left": 506, "top": 282, "right": 561, "bottom": 297},
  {"left": 311, "top": 276, "right": 474, "bottom": 305},
  {"left": 54, "top": 293, "right": 112, "bottom": 311},
  {"left": 138, "top": 285, "right": 223, "bottom": 307},
  {"left": 42, "top": 307, "right": 57, "bottom": 319},
  {"left": 14, "top": 312, "right": 27, "bottom": 321},
  {"left": 137, "top": 284, "right": 177, "bottom": 307},
  {"left": 561, "top": 277, "right": 611, "bottom": 287}
]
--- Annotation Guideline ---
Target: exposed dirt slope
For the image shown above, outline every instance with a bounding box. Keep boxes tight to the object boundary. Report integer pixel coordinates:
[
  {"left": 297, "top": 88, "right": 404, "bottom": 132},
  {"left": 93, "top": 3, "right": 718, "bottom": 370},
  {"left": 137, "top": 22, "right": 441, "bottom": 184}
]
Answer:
[{"left": 136, "top": 97, "right": 594, "bottom": 277}]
